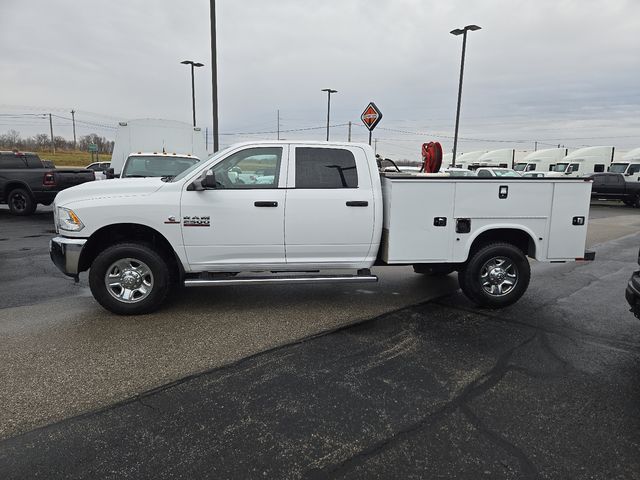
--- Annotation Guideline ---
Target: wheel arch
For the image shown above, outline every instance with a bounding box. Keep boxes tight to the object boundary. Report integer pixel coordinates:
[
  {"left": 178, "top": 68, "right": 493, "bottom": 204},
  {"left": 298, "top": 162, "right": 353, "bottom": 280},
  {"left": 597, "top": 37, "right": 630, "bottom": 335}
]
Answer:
[
  {"left": 78, "top": 223, "right": 184, "bottom": 282},
  {"left": 466, "top": 227, "right": 537, "bottom": 262},
  {"left": 2, "top": 181, "right": 32, "bottom": 202}
]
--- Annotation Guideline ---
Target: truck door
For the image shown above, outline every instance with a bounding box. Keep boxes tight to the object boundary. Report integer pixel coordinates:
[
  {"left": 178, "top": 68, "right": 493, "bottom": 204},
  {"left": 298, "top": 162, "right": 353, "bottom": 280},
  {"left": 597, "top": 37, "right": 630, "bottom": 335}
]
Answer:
[
  {"left": 284, "top": 146, "right": 375, "bottom": 266},
  {"left": 181, "top": 146, "right": 287, "bottom": 269}
]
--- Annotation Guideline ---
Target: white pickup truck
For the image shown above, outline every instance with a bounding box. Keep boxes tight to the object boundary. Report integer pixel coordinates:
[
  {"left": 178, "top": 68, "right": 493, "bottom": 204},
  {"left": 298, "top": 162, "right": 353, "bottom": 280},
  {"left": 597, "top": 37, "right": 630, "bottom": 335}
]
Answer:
[{"left": 50, "top": 141, "right": 594, "bottom": 315}]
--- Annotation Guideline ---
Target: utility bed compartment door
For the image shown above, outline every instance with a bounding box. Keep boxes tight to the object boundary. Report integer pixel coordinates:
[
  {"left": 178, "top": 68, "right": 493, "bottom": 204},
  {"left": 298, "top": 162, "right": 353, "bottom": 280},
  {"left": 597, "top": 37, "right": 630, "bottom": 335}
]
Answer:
[
  {"left": 546, "top": 182, "right": 591, "bottom": 260},
  {"left": 382, "top": 179, "right": 455, "bottom": 262}
]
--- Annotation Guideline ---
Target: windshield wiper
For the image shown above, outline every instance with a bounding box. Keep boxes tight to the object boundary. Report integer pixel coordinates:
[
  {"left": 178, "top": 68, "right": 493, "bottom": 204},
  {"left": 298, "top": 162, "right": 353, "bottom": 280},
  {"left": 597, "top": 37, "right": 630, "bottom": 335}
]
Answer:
[
  {"left": 161, "top": 175, "right": 175, "bottom": 182},
  {"left": 122, "top": 174, "right": 147, "bottom": 178}
]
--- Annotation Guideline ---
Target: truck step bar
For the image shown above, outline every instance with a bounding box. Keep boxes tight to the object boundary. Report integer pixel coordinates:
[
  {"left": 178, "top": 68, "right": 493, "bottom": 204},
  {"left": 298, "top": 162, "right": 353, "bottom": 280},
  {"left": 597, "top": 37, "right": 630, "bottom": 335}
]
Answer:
[{"left": 184, "top": 273, "right": 379, "bottom": 288}]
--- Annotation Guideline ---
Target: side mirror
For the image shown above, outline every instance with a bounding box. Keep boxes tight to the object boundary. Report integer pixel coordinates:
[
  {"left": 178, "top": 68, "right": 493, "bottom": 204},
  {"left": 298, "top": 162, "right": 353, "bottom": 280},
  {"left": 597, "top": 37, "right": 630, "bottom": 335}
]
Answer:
[
  {"left": 105, "top": 167, "right": 115, "bottom": 179},
  {"left": 189, "top": 170, "right": 216, "bottom": 191}
]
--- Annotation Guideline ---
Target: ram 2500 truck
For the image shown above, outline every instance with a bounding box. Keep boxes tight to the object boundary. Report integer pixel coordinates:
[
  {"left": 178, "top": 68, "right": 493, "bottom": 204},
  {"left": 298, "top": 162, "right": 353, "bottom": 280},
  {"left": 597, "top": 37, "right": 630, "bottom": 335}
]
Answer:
[
  {"left": 1, "top": 150, "right": 95, "bottom": 215},
  {"left": 50, "top": 141, "right": 594, "bottom": 315}
]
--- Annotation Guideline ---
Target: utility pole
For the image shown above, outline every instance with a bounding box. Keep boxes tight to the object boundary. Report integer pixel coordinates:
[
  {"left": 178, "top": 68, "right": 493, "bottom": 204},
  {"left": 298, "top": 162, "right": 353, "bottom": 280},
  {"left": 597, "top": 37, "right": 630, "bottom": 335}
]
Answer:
[
  {"left": 348, "top": 121, "right": 352, "bottom": 142},
  {"left": 534, "top": 141, "right": 537, "bottom": 151},
  {"left": 277, "top": 109, "right": 280, "bottom": 140},
  {"left": 70, "top": 109, "right": 77, "bottom": 149},
  {"left": 205, "top": 127, "right": 209, "bottom": 150},
  {"left": 210, "top": 0, "right": 219, "bottom": 152},
  {"left": 48, "top": 113, "right": 55, "bottom": 154}
]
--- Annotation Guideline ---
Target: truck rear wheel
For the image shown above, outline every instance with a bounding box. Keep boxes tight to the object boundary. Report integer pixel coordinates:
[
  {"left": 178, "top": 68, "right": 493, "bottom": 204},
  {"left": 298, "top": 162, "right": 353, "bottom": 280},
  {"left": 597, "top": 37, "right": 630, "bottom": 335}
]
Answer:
[
  {"left": 458, "top": 242, "right": 530, "bottom": 308},
  {"left": 89, "top": 243, "right": 170, "bottom": 315},
  {"left": 8, "top": 188, "right": 36, "bottom": 216}
]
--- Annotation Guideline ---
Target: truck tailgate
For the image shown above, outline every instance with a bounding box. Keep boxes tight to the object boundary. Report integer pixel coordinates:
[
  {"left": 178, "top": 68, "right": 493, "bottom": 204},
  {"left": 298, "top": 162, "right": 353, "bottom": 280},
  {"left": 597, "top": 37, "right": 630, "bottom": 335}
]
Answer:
[{"left": 54, "top": 169, "right": 95, "bottom": 188}]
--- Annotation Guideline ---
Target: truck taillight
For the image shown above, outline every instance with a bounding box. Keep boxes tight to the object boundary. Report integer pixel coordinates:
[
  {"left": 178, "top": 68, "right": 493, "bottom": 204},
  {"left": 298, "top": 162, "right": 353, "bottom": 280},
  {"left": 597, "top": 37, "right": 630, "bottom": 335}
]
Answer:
[{"left": 43, "top": 172, "right": 56, "bottom": 186}]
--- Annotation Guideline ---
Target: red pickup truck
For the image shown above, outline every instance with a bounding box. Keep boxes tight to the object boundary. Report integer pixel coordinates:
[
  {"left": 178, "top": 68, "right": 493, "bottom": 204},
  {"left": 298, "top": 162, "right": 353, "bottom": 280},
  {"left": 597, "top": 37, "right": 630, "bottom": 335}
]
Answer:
[{"left": 0, "top": 151, "right": 95, "bottom": 215}]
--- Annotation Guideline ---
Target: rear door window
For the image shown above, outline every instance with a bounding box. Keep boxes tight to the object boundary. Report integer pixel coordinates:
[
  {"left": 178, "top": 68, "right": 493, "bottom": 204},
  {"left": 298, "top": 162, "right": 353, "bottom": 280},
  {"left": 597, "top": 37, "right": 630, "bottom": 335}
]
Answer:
[
  {"left": 295, "top": 148, "right": 358, "bottom": 188},
  {"left": 0, "top": 154, "right": 27, "bottom": 169}
]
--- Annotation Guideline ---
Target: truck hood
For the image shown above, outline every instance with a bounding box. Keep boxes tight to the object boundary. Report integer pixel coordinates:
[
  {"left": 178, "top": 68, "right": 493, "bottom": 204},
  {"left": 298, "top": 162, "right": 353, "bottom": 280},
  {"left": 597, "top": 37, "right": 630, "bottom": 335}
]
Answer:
[{"left": 55, "top": 177, "right": 166, "bottom": 207}]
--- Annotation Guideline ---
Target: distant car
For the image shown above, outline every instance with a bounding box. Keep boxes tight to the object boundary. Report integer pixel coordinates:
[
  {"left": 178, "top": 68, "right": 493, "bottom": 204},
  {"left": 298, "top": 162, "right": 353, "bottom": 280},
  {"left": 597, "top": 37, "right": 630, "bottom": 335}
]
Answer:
[
  {"left": 522, "top": 172, "right": 548, "bottom": 178},
  {"left": 442, "top": 167, "right": 476, "bottom": 177},
  {"left": 625, "top": 248, "right": 640, "bottom": 319},
  {"left": 86, "top": 162, "right": 111, "bottom": 181},
  {"left": 476, "top": 167, "right": 521, "bottom": 178}
]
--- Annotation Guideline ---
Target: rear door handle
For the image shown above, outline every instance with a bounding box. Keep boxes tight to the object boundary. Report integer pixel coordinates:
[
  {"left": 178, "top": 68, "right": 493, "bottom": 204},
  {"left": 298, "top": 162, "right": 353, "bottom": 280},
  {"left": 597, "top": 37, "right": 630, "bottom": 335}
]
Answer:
[
  {"left": 254, "top": 201, "right": 278, "bottom": 207},
  {"left": 346, "top": 201, "right": 368, "bottom": 207}
]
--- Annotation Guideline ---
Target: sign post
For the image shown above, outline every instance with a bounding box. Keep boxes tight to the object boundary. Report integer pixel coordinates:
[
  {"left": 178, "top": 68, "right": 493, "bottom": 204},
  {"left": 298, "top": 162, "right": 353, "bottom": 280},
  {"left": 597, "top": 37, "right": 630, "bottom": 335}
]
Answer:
[
  {"left": 360, "top": 102, "right": 383, "bottom": 145},
  {"left": 88, "top": 143, "right": 98, "bottom": 162}
]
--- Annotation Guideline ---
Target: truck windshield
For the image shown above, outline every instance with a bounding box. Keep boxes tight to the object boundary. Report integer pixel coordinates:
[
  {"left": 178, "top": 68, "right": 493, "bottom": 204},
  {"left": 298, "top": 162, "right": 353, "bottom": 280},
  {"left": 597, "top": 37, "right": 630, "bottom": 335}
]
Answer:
[
  {"left": 121, "top": 155, "right": 199, "bottom": 178},
  {"left": 514, "top": 163, "right": 527, "bottom": 171},
  {"left": 609, "top": 163, "right": 628, "bottom": 173},
  {"left": 553, "top": 163, "right": 569, "bottom": 172}
]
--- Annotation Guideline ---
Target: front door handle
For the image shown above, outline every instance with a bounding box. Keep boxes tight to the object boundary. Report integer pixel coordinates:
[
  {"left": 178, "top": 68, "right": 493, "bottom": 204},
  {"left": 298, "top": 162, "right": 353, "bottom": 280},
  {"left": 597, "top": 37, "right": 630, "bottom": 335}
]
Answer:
[
  {"left": 346, "top": 201, "right": 368, "bottom": 207},
  {"left": 254, "top": 201, "right": 278, "bottom": 207}
]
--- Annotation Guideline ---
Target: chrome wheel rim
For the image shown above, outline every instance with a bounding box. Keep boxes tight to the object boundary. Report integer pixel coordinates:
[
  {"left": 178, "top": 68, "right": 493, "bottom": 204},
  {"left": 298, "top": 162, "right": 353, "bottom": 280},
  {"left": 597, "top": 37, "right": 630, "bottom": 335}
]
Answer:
[
  {"left": 104, "top": 258, "right": 154, "bottom": 304},
  {"left": 479, "top": 256, "right": 518, "bottom": 297}
]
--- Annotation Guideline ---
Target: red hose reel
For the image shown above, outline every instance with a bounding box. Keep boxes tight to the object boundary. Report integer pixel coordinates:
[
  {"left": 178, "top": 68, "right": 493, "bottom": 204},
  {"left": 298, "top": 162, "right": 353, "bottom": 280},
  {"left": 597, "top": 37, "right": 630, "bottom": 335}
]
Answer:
[{"left": 421, "top": 142, "right": 443, "bottom": 173}]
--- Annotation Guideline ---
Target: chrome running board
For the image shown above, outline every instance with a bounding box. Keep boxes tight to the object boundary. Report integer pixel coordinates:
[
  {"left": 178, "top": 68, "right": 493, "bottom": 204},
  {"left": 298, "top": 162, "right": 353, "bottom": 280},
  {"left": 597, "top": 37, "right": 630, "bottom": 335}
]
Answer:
[{"left": 184, "top": 274, "right": 378, "bottom": 287}]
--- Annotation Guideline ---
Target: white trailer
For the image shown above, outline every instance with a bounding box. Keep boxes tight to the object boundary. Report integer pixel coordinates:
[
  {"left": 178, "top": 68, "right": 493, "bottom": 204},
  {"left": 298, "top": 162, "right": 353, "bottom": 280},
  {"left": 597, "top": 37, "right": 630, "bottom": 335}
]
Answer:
[
  {"left": 514, "top": 148, "right": 568, "bottom": 173},
  {"left": 550, "top": 146, "right": 614, "bottom": 177},
  {"left": 608, "top": 147, "right": 640, "bottom": 181},
  {"left": 469, "top": 149, "right": 528, "bottom": 170},
  {"left": 449, "top": 150, "right": 486, "bottom": 169},
  {"left": 109, "top": 119, "right": 207, "bottom": 176}
]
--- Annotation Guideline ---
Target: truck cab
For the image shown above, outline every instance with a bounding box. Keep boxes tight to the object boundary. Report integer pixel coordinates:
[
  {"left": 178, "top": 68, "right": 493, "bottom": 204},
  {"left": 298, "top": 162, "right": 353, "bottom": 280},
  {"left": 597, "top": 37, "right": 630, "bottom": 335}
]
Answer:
[
  {"left": 608, "top": 147, "right": 640, "bottom": 182},
  {"left": 550, "top": 146, "right": 614, "bottom": 177}
]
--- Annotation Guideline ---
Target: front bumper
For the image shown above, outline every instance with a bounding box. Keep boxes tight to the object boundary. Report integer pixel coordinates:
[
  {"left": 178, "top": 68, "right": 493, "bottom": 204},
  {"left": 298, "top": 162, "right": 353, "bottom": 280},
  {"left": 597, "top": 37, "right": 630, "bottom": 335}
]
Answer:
[
  {"left": 50, "top": 236, "right": 87, "bottom": 278},
  {"left": 625, "top": 270, "right": 640, "bottom": 319}
]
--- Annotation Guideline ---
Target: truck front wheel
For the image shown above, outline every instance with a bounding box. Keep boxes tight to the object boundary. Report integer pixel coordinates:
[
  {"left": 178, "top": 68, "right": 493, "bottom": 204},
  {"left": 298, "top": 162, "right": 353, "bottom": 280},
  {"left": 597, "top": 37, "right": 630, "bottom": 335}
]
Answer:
[
  {"left": 89, "top": 243, "right": 170, "bottom": 315},
  {"left": 458, "top": 243, "right": 530, "bottom": 308}
]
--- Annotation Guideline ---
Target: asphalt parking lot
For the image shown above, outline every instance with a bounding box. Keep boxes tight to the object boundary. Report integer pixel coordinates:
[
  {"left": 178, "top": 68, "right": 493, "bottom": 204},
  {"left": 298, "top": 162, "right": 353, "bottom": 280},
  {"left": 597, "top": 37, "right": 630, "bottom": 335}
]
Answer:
[{"left": 1, "top": 202, "right": 639, "bottom": 479}]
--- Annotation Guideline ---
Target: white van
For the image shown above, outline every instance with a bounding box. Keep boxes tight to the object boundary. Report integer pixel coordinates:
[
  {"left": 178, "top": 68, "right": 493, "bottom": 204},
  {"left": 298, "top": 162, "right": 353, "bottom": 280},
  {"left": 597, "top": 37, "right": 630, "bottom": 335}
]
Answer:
[
  {"left": 514, "top": 148, "right": 568, "bottom": 173},
  {"left": 109, "top": 119, "right": 207, "bottom": 177},
  {"left": 608, "top": 147, "right": 640, "bottom": 181},
  {"left": 550, "top": 146, "right": 614, "bottom": 177}
]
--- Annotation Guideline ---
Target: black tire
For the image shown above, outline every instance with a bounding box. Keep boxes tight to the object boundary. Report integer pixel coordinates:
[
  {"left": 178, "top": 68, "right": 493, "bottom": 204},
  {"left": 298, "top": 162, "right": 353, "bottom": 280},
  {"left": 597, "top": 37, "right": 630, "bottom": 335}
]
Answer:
[
  {"left": 458, "top": 242, "right": 531, "bottom": 308},
  {"left": 413, "top": 264, "right": 456, "bottom": 276},
  {"left": 633, "top": 195, "right": 640, "bottom": 208},
  {"left": 89, "top": 243, "right": 171, "bottom": 315},
  {"left": 7, "top": 188, "right": 37, "bottom": 216}
]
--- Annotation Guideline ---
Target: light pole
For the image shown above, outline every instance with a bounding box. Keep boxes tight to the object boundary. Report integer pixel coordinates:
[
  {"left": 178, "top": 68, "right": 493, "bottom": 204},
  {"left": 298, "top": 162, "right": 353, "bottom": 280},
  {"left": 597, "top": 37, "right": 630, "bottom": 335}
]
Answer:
[
  {"left": 450, "top": 24, "right": 481, "bottom": 166},
  {"left": 180, "top": 60, "right": 204, "bottom": 127},
  {"left": 321, "top": 88, "right": 337, "bottom": 141},
  {"left": 210, "top": 0, "right": 219, "bottom": 152}
]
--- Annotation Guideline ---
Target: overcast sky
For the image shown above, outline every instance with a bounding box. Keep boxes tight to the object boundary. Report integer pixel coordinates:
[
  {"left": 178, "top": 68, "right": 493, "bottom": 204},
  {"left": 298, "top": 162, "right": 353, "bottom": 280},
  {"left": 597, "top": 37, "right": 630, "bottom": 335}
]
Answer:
[{"left": 1, "top": 0, "right": 639, "bottom": 159}]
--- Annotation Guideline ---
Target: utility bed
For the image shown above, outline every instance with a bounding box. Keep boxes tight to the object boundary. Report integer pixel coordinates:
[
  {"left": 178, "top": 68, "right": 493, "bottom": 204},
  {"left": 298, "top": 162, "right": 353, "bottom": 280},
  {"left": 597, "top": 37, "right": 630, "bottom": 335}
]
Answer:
[{"left": 380, "top": 174, "right": 592, "bottom": 264}]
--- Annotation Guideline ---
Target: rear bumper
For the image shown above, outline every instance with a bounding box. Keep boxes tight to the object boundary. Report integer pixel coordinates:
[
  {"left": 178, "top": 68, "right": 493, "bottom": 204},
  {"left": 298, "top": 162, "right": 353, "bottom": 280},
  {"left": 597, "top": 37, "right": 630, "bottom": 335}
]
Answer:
[
  {"left": 50, "top": 236, "right": 87, "bottom": 278},
  {"left": 626, "top": 270, "right": 640, "bottom": 317}
]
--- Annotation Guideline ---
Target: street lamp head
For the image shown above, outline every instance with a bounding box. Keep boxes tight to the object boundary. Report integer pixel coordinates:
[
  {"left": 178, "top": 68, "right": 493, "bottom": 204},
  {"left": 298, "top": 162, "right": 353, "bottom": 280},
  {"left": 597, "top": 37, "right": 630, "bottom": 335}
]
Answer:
[
  {"left": 181, "top": 60, "right": 204, "bottom": 67},
  {"left": 450, "top": 25, "right": 481, "bottom": 35},
  {"left": 322, "top": 88, "right": 338, "bottom": 94}
]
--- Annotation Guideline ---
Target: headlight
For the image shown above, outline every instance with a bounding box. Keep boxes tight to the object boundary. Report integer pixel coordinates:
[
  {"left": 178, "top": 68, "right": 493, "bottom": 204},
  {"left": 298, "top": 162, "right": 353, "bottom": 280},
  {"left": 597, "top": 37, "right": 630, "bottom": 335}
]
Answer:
[{"left": 57, "top": 207, "right": 85, "bottom": 232}]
